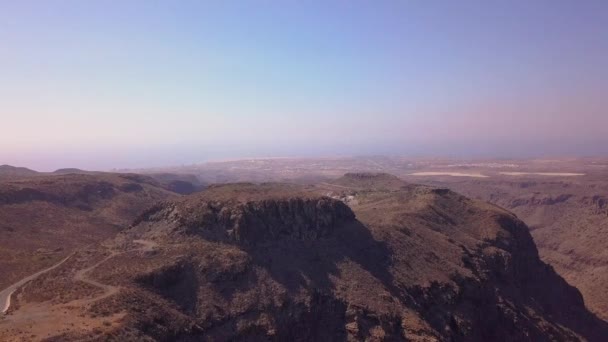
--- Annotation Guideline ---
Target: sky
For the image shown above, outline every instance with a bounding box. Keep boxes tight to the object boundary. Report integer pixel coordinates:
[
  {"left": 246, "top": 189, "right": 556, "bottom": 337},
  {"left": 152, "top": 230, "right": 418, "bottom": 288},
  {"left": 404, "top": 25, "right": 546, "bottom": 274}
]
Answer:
[{"left": 1, "top": 1, "right": 607, "bottom": 171}]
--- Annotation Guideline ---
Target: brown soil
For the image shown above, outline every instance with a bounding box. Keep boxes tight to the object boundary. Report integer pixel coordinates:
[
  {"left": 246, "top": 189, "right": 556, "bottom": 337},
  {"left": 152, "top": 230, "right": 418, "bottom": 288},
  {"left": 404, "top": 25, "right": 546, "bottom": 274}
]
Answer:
[{"left": 0, "top": 173, "right": 176, "bottom": 289}]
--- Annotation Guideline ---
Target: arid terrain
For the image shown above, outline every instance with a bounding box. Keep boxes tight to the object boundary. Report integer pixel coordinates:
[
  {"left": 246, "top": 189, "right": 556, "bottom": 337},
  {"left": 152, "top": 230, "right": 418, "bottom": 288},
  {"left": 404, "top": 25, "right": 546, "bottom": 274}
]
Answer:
[
  {"left": 1, "top": 159, "right": 607, "bottom": 341},
  {"left": 0, "top": 167, "right": 181, "bottom": 289},
  {"left": 406, "top": 172, "right": 608, "bottom": 322},
  {"left": 4, "top": 0, "right": 606, "bottom": 339},
  {"left": 132, "top": 157, "right": 608, "bottom": 321}
]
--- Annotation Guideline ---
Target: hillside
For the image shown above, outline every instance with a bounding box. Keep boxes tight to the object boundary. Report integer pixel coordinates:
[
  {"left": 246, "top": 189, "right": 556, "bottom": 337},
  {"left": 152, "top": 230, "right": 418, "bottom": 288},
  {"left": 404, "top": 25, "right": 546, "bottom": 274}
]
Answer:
[
  {"left": 145, "top": 173, "right": 206, "bottom": 195},
  {"left": 0, "top": 165, "right": 40, "bottom": 180},
  {"left": 0, "top": 172, "right": 176, "bottom": 289},
  {"left": 2, "top": 175, "right": 606, "bottom": 341}
]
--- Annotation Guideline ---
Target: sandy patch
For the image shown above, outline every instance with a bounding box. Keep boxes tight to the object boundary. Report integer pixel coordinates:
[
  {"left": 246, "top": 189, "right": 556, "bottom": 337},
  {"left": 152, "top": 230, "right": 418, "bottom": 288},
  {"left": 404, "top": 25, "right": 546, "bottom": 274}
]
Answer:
[
  {"left": 499, "top": 172, "right": 585, "bottom": 177},
  {"left": 408, "top": 172, "right": 489, "bottom": 178}
]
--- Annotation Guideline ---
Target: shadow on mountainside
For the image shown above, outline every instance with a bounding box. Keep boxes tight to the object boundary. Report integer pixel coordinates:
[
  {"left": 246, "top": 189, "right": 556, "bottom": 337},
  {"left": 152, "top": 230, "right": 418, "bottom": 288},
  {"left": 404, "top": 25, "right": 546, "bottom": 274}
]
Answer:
[
  {"left": 220, "top": 212, "right": 607, "bottom": 341},
  {"left": 242, "top": 220, "right": 395, "bottom": 294},
  {"left": 447, "top": 248, "right": 608, "bottom": 342},
  {"left": 204, "top": 219, "right": 403, "bottom": 341}
]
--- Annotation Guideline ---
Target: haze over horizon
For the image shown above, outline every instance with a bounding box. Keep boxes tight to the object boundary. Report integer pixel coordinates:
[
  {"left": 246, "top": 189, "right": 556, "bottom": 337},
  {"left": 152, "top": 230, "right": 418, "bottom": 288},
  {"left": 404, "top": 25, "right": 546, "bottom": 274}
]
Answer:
[{"left": 2, "top": 1, "right": 607, "bottom": 171}]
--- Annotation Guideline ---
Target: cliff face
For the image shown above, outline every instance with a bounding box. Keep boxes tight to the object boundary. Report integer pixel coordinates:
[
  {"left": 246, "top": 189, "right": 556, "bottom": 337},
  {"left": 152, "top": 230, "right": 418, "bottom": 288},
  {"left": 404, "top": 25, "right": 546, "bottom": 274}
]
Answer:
[
  {"left": 419, "top": 176, "right": 608, "bottom": 321},
  {"left": 137, "top": 196, "right": 355, "bottom": 245}
]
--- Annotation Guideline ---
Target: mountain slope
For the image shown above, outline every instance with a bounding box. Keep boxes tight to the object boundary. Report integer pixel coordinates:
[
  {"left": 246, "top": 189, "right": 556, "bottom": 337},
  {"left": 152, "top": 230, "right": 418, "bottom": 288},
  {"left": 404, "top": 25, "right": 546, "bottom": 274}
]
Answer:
[
  {"left": 3, "top": 176, "right": 606, "bottom": 341},
  {"left": 409, "top": 175, "right": 608, "bottom": 321},
  {"left": 0, "top": 172, "right": 176, "bottom": 289},
  {"left": 0, "top": 165, "right": 40, "bottom": 180}
]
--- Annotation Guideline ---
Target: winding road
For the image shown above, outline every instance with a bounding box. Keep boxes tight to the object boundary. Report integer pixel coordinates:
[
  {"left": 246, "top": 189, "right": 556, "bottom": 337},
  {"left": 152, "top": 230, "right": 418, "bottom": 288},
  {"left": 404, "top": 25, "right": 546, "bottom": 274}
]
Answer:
[
  {"left": 1, "top": 255, "right": 71, "bottom": 314},
  {"left": 71, "top": 252, "right": 121, "bottom": 305},
  {"left": 1, "top": 239, "right": 157, "bottom": 315}
]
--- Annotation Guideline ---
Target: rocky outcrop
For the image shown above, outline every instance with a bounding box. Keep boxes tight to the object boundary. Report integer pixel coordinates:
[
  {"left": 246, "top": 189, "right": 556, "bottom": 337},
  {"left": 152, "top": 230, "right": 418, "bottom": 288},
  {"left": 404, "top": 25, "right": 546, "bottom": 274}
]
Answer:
[
  {"left": 136, "top": 196, "right": 355, "bottom": 245},
  {"left": 137, "top": 260, "right": 200, "bottom": 313},
  {"left": 431, "top": 177, "right": 608, "bottom": 322},
  {"left": 582, "top": 195, "right": 608, "bottom": 215}
]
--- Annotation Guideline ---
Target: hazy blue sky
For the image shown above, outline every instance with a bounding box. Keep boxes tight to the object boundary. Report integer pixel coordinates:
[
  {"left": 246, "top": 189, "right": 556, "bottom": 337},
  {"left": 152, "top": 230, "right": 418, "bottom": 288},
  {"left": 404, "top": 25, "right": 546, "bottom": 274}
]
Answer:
[{"left": 1, "top": 1, "right": 607, "bottom": 170}]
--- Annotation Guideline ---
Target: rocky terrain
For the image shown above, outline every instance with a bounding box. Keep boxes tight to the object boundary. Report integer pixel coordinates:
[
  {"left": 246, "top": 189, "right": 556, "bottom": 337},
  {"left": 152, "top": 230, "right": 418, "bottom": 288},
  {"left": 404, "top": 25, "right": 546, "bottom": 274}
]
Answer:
[
  {"left": 136, "top": 156, "right": 608, "bottom": 323},
  {"left": 409, "top": 174, "right": 608, "bottom": 322},
  {"left": 2, "top": 173, "right": 606, "bottom": 341},
  {"left": 0, "top": 172, "right": 177, "bottom": 289}
]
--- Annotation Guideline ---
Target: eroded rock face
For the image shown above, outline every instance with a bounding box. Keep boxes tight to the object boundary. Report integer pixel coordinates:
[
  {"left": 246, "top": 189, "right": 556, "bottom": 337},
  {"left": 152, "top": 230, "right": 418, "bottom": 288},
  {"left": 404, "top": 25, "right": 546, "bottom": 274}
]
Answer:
[
  {"left": 137, "top": 260, "right": 199, "bottom": 313},
  {"left": 137, "top": 197, "right": 356, "bottom": 245},
  {"left": 225, "top": 198, "right": 355, "bottom": 245}
]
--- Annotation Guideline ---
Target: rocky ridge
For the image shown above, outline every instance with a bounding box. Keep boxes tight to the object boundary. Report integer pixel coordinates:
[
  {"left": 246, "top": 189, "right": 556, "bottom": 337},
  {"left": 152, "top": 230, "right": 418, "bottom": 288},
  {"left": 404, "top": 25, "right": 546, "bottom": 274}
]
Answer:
[{"left": 134, "top": 195, "right": 355, "bottom": 245}]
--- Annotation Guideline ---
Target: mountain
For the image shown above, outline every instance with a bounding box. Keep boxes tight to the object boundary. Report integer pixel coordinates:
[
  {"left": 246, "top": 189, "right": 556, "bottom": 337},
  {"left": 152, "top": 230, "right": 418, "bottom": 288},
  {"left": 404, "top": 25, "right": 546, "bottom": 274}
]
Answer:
[
  {"left": 2, "top": 174, "right": 606, "bottom": 341},
  {"left": 0, "top": 172, "right": 176, "bottom": 290},
  {"left": 129, "top": 157, "right": 608, "bottom": 324},
  {"left": 0, "top": 165, "right": 40, "bottom": 180},
  {"left": 410, "top": 174, "right": 608, "bottom": 322}
]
